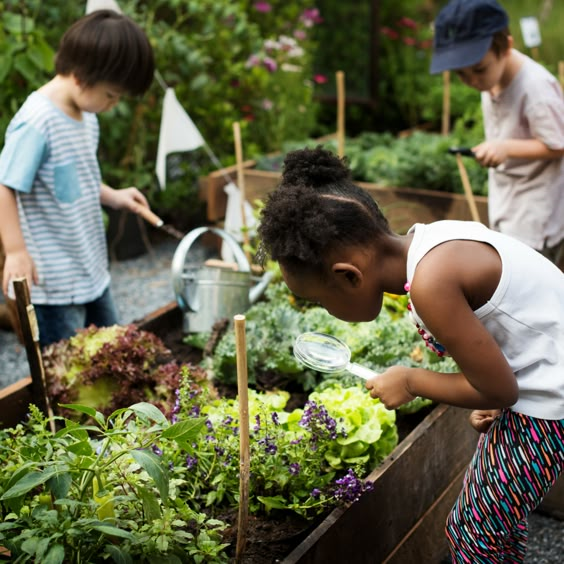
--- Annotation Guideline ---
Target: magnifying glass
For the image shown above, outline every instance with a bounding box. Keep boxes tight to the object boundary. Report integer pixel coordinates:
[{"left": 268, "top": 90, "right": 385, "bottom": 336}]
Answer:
[{"left": 293, "top": 332, "right": 378, "bottom": 380}]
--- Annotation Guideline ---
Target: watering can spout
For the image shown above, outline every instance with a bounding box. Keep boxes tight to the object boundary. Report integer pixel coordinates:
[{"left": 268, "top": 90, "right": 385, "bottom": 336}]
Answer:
[{"left": 249, "top": 270, "right": 275, "bottom": 304}]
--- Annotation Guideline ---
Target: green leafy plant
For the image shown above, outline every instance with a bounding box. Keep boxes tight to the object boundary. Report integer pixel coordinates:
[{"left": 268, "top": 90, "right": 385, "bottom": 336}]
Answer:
[
  {"left": 162, "top": 385, "right": 378, "bottom": 519},
  {"left": 241, "top": 6, "right": 321, "bottom": 153},
  {"left": 0, "top": 3, "right": 57, "bottom": 140},
  {"left": 255, "top": 129, "right": 489, "bottom": 196},
  {"left": 206, "top": 281, "right": 456, "bottom": 397},
  {"left": 295, "top": 383, "right": 398, "bottom": 470},
  {"left": 42, "top": 324, "right": 208, "bottom": 419},
  {"left": 0, "top": 401, "right": 229, "bottom": 563}
]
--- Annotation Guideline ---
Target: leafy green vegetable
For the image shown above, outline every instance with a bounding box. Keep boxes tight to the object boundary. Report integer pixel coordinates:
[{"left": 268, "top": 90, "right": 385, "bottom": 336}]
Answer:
[
  {"left": 209, "top": 282, "right": 457, "bottom": 416},
  {"left": 42, "top": 324, "right": 207, "bottom": 418},
  {"left": 295, "top": 383, "right": 398, "bottom": 470},
  {"left": 255, "top": 129, "right": 488, "bottom": 196}
]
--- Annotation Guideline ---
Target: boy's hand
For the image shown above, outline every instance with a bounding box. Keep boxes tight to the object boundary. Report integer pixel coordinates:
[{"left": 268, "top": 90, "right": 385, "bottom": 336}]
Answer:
[
  {"left": 108, "top": 186, "right": 150, "bottom": 214},
  {"left": 2, "top": 250, "right": 38, "bottom": 296},
  {"left": 469, "top": 409, "right": 501, "bottom": 434},
  {"left": 365, "top": 366, "right": 416, "bottom": 409},
  {"left": 472, "top": 141, "right": 509, "bottom": 167}
]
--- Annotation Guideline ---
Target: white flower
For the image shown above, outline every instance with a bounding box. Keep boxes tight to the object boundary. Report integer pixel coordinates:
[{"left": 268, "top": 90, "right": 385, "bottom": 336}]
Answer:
[{"left": 281, "top": 63, "right": 301, "bottom": 73}]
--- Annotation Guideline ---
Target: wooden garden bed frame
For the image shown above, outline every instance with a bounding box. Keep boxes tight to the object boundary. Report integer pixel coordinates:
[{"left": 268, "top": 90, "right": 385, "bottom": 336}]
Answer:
[
  {"left": 2, "top": 299, "right": 563, "bottom": 562},
  {"left": 199, "top": 163, "right": 490, "bottom": 231}
]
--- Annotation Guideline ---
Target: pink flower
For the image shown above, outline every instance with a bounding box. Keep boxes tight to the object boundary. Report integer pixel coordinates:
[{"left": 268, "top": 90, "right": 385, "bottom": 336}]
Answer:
[
  {"left": 381, "top": 27, "right": 399, "bottom": 40},
  {"left": 300, "top": 8, "right": 323, "bottom": 27},
  {"left": 398, "top": 16, "right": 418, "bottom": 29},
  {"left": 261, "top": 98, "right": 274, "bottom": 110},
  {"left": 402, "top": 36, "right": 417, "bottom": 46},
  {"left": 245, "top": 54, "right": 261, "bottom": 68},
  {"left": 254, "top": 2, "right": 272, "bottom": 13},
  {"left": 294, "top": 29, "right": 307, "bottom": 41},
  {"left": 313, "top": 74, "right": 328, "bottom": 84},
  {"left": 263, "top": 56, "right": 277, "bottom": 72}
]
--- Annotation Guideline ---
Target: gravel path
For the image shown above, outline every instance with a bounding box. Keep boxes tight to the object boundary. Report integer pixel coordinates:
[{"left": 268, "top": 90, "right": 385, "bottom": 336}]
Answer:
[{"left": 0, "top": 238, "right": 562, "bottom": 561}]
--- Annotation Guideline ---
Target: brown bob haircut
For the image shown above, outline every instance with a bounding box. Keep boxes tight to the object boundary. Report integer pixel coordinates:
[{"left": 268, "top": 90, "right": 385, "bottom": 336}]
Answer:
[{"left": 54, "top": 9, "right": 154, "bottom": 96}]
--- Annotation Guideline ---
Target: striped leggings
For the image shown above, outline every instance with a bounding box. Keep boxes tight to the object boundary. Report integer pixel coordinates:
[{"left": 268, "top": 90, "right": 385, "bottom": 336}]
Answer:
[{"left": 446, "top": 409, "right": 564, "bottom": 563}]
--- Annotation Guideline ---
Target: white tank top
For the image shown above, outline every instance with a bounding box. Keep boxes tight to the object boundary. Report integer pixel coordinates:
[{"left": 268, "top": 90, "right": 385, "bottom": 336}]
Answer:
[{"left": 406, "top": 220, "right": 564, "bottom": 419}]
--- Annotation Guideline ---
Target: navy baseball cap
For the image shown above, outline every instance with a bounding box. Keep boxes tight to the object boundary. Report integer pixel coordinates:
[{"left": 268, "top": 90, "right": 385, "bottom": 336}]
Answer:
[{"left": 430, "top": 0, "right": 509, "bottom": 74}]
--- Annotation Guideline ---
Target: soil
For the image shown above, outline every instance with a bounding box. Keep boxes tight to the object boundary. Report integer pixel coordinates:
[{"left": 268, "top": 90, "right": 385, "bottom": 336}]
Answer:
[{"left": 153, "top": 322, "right": 429, "bottom": 563}]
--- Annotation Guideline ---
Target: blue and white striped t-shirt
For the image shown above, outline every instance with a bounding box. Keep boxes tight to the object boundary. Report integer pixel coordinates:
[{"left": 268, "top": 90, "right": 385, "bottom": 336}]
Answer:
[{"left": 0, "top": 91, "right": 110, "bottom": 304}]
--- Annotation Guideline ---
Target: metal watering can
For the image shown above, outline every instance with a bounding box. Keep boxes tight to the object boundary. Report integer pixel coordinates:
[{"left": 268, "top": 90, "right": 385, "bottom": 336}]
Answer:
[{"left": 171, "top": 226, "right": 274, "bottom": 333}]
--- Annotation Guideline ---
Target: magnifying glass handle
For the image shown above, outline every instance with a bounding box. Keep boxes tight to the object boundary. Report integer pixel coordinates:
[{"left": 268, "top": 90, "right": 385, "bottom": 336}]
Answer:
[{"left": 347, "top": 362, "right": 378, "bottom": 380}]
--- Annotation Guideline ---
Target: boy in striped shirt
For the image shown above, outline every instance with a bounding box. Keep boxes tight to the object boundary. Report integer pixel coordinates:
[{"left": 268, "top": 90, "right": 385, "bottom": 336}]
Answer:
[{"left": 0, "top": 9, "right": 155, "bottom": 347}]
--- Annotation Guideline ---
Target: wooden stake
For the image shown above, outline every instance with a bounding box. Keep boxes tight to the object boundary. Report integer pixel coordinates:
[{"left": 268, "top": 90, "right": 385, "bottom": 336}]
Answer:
[
  {"left": 12, "top": 277, "right": 56, "bottom": 433},
  {"left": 234, "top": 314, "right": 250, "bottom": 562},
  {"left": 441, "top": 71, "right": 451, "bottom": 136},
  {"left": 232, "top": 122, "right": 251, "bottom": 260},
  {"left": 455, "top": 154, "right": 481, "bottom": 223},
  {"left": 531, "top": 46, "right": 540, "bottom": 61},
  {"left": 559, "top": 61, "right": 564, "bottom": 89},
  {"left": 336, "top": 70, "right": 345, "bottom": 158}
]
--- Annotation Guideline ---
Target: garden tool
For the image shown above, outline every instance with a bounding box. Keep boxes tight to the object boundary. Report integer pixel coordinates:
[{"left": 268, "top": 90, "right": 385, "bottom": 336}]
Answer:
[
  {"left": 136, "top": 205, "right": 185, "bottom": 240},
  {"left": 447, "top": 147, "right": 482, "bottom": 223}
]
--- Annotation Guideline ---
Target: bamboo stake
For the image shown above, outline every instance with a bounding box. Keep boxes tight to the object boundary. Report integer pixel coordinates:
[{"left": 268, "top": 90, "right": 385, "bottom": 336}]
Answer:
[
  {"left": 441, "top": 71, "right": 450, "bottom": 136},
  {"left": 232, "top": 122, "right": 251, "bottom": 261},
  {"left": 234, "top": 314, "right": 250, "bottom": 563},
  {"left": 336, "top": 70, "right": 345, "bottom": 158},
  {"left": 12, "top": 277, "right": 56, "bottom": 433},
  {"left": 559, "top": 61, "right": 564, "bottom": 89},
  {"left": 455, "top": 154, "right": 481, "bottom": 223}
]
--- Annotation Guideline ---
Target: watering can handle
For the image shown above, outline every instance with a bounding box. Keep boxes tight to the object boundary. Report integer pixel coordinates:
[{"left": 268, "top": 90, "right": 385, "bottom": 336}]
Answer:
[{"left": 171, "top": 227, "right": 251, "bottom": 312}]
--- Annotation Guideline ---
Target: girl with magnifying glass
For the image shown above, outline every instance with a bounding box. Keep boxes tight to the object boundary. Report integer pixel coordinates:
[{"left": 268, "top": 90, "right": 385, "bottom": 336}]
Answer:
[{"left": 257, "top": 146, "right": 564, "bottom": 563}]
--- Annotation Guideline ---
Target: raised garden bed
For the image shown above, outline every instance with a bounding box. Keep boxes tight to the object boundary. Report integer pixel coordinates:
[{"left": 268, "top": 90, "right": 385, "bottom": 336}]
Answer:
[
  {"left": 200, "top": 163, "right": 489, "bottom": 232},
  {"left": 2, "top": 301, "right": 563, "bottom": 563}
]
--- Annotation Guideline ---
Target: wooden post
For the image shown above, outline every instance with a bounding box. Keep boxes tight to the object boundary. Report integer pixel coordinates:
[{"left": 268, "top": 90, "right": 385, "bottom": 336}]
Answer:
[
  {"left": 336, "top": 70, "right": 346, "bottom": 158},
  {"left": 12, "top": 278, "right": 56, "bottom": 432},
  {"left": 559, "top": 61, "right": 564, "bottom": 89},
  {"left": 232, "top": 122, "right": 251, "bottom": 260},
  {"left": 455, "top": 154, "right": 481, "bottom": 223},
  {"left": 234, "top": 314, "right": 250, "bottom": 562},
  {"left": 441, "top": 71, "right": 450, "bottom": 136}
]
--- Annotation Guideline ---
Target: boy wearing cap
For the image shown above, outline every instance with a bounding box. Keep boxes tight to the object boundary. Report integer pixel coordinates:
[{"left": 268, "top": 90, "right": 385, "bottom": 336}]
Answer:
[{"left": 431, "top": 0, "right": 564, "bottom": 266}]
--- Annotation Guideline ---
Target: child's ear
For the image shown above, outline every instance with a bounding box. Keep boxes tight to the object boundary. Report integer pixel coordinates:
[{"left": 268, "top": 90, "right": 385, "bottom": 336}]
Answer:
[
  {"left": 332, "top": 262, "right": 363, "bottom": 288},
  {"left": 70, "top": 73, "right": 84, "bottom": 88}
]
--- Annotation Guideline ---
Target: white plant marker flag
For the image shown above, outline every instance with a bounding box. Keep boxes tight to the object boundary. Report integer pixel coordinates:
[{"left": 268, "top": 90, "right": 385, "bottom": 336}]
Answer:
[
  {"left": 85, "top": 0, "right": 122, "bottom": 14},
  {"left": 156, "top": 88, "right": 206, "bottom": 190},
  {"left": 221, "top": 182, "right": 257, "bottom": 263}
]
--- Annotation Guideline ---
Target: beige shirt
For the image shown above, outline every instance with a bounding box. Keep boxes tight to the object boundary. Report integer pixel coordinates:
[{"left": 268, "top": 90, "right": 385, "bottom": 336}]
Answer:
[{"left": 482, "top": 52, "right": 564, "bottom": 250}]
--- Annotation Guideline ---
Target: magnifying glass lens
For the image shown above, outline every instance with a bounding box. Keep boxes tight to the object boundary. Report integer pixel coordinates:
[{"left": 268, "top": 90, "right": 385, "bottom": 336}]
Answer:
[{"left": 293, "top": 332, "right": 350, "bottom": 373}]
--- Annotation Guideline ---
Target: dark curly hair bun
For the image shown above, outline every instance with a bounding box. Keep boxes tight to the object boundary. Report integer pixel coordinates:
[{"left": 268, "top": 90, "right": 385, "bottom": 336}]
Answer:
[{"left": 281, "top": 146, "right": 350, "bottom": 188}]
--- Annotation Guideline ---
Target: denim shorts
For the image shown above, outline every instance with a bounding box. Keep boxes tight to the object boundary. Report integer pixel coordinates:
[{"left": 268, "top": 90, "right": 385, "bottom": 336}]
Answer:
[{"left": 34, "top": 286, "right": 119, "bottom": 348}]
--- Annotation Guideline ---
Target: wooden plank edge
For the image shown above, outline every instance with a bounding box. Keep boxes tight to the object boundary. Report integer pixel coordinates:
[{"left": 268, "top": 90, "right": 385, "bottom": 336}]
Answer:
[{"left": 382, "top": 466, "right": 466, "bottom": 563}]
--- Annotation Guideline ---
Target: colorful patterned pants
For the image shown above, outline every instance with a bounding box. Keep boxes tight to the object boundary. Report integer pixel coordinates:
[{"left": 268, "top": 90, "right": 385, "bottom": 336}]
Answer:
[{"left": 445, "top": 409, "right": 564, "bottom": 563}]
